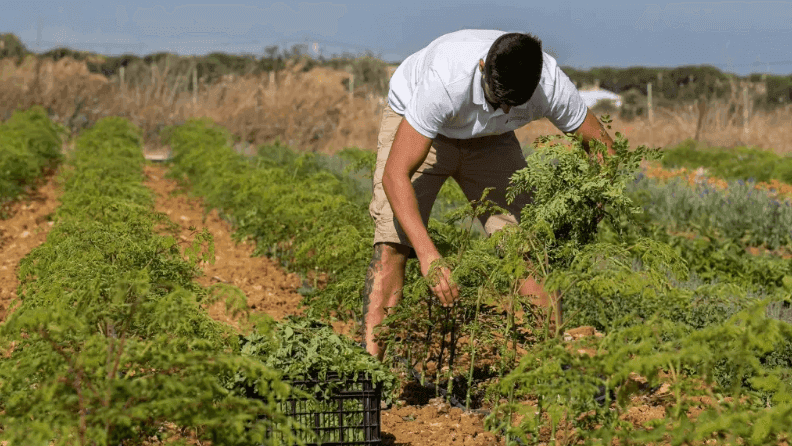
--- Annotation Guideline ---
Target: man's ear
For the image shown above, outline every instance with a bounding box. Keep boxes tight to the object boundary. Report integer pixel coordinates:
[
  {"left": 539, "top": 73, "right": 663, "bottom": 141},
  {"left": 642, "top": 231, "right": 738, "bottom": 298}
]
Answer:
[{"left": 478, "top": 59, "right": 485, "bottom": 72}]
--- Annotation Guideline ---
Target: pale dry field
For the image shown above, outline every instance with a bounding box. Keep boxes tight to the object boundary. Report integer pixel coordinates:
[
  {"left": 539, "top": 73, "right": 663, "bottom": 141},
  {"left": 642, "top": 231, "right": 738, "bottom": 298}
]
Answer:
[{"left": 2, "top": 54, "right": 791, "bottom": 155}]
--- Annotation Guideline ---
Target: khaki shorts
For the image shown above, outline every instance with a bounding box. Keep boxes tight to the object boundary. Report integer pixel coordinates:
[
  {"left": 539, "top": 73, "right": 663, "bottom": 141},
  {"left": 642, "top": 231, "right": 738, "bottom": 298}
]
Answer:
[{"left": 369, "top": 104, "right": 532, "bottom": 249}]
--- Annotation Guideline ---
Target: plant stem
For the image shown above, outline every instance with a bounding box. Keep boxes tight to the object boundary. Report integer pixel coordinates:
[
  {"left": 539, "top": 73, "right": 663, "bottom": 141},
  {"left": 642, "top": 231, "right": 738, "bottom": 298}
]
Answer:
[
  {"left": 447, "top": 306, "right": 457, "bottom": 398},
  {"left": 465, "top": 288, "right": 483, "bottom": 409}
]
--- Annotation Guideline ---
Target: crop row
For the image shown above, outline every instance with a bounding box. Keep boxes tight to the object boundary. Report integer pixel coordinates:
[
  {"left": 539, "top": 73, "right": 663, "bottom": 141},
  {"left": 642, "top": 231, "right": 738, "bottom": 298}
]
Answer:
[
  {"left": 0, "top": 105, "right": 65, "bottom": 211},
  {"left": 0, "top": 115, "right": 310, "bottom": 445},
  {"left": 630, "top": 174, "right": 792, "bottom": 248},
  {"left": 162, "top": 119, "right": 378, "bottom": 322},
  {"left": 423, "top": 144, "right": 792, "bottom": 298},
  {"left": 463, "top": 135, "right": 792, "bottom": 443}
]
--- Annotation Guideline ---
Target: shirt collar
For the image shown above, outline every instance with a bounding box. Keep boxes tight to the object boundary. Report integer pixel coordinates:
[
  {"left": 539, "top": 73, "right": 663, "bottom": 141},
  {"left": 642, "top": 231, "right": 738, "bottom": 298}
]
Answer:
[{"left": 472, "top": 65, "right": 497, "bottom": 113}]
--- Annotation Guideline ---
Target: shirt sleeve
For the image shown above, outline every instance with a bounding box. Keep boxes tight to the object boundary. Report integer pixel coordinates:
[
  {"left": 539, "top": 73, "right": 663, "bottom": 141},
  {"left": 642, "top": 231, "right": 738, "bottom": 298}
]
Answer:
[
  {"left": 544, "top": 64, "right": 588, "bottom": 133},
  {"left": 403, "top": 69, "right": 453, "bottom": 139}
]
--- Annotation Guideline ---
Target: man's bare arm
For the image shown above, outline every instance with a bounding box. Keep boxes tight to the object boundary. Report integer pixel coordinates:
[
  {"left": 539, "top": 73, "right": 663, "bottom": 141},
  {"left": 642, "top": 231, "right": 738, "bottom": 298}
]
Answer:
[
  {"left": 571, "top": 108, "right": 615, "bottom": 156},
  {"left": 382, "top": 118, "right": 459, "bottom": 306}
]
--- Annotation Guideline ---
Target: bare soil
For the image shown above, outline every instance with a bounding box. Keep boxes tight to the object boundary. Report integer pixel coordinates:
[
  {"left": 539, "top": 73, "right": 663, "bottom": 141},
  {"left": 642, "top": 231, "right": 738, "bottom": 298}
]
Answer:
[{"left": 0, "top": 176, "right": 60, "bottom": 322}]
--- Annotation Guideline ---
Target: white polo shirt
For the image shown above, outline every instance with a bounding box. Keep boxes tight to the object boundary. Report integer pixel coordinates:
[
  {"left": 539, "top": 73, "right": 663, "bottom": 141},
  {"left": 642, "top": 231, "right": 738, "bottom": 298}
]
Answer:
[{"left": 387, "top": 29, "right": 588, "bottom": 140}]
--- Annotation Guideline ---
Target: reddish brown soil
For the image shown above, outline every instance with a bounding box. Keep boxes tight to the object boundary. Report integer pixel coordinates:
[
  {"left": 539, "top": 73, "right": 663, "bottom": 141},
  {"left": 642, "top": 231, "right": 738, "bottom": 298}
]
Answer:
[
  {"left": 0, "top": 176, "right": 60, "bottom": 322},
  {"left": 382, "top": 398, "right": 503, "bottom": 446}
]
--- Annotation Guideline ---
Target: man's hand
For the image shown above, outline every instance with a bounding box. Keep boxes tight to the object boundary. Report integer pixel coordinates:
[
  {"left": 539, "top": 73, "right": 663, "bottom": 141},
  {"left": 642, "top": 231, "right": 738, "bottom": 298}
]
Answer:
[{"left": 421, "top": 253, "right": 459, "bottom": 308}]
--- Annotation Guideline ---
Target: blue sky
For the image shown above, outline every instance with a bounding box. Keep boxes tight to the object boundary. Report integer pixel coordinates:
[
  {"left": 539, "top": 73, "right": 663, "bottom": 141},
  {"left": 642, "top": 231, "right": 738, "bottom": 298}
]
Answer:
[{"left": 2, "top": 1, "right": 791, "bottom": 76}]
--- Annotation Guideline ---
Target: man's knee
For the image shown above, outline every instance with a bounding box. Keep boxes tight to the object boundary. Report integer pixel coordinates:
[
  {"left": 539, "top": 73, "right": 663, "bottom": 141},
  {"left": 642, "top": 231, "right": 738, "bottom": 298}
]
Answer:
[
  {"left": 374, "top": 242, "right": 410, "bottom": 264},
  {"left": 365, "top": 243, "right": 410, "bottom": 279},
  {"left": 362, "top": 243, "right": 410, "bottom": 310}
]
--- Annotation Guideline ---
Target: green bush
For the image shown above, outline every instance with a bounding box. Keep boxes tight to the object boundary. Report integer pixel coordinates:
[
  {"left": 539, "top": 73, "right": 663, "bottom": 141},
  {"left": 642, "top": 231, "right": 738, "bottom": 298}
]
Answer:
[{"left": 0, "top": 105, "right": 66, "bottom": 207}]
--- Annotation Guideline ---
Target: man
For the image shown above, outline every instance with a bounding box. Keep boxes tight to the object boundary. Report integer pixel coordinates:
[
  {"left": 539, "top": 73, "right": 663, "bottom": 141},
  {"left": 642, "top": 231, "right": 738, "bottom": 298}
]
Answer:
[{"left": 363, "top": 29, "right": 614, "bottom": 359}]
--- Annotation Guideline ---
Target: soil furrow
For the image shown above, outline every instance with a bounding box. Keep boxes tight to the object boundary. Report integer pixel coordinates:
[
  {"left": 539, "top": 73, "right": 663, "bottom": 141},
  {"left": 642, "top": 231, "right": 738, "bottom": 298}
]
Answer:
[
  {"left": 0, "top": 176, "right": 61, "bottom": 322},
  {"left": 143, "top": 164, "right": 304, "bottom": 328}
]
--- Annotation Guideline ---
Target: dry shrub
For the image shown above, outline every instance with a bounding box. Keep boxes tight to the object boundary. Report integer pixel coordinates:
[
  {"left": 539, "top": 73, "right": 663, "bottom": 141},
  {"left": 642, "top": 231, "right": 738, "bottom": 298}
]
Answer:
[
  {"left": 615, "top": 102, "right": 792, "bottom": 154},
  {"left": 516, "top": 102, "right": 792, "bottom": 155},
  {"left": 0, "top": 55, "right": 110, "bottom": 125},
  {"left": 0, "top": 55, "right": 382, "bottom": 154},
  {"left": 180, "top": 60, "right": 383, "bottom": 153}
]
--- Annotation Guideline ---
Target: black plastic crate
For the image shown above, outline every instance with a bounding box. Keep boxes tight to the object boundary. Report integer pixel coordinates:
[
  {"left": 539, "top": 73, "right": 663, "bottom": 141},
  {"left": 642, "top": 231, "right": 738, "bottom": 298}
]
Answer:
[{"left": 278, "top": 372, "right": 382, "bottom": 445}]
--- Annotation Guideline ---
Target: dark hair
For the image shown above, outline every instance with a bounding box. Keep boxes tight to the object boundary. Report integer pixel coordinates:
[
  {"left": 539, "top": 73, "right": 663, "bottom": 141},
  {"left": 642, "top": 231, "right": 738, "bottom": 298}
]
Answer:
[{"left": 484, "top": 33, "right": 543, "bottom": 106}]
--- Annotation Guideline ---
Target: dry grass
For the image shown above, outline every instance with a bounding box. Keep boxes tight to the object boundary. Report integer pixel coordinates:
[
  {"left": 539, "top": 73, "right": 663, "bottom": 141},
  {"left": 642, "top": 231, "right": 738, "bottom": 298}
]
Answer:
[
  {"left": 514, "top": 101, "right": 792, "bottom": 155},
  {"left": 610, "top": 102, "right": 792, "bottom": 154},
  {"left": 2, "top": 54, "right": 791, "bottom": 156},
  {"left": 1, "top": 55, "right": 381, "bottom": 153}
]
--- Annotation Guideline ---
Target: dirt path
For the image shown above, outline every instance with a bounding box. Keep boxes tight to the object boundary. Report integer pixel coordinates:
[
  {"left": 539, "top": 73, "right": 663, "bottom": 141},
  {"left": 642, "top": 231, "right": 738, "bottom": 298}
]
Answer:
[
  {"left": 143, "top": 164, "right": 305, "bottom": 327},
  {"left": 0, "top": 176, "right": 60, "bottom": 322}
]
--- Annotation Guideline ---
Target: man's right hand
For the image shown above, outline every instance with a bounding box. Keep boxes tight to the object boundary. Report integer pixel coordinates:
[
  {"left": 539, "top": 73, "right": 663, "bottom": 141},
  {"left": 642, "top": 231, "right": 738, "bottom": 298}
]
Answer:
[{"left": 420, "top": 253, "right": 459, "bottom": 307}]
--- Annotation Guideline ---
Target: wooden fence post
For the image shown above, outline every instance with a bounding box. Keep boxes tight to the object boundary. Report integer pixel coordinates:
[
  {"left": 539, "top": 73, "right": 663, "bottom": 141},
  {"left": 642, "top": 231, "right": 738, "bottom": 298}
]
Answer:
[
  {"left": 647, "top": 82, "right": 653, "bottom": 125},
  {"left": 192, "top": 68, "right": 198, "bottom": 107},
  {"left": 743, "top": 85, "right": 750, "bottom": 137},
  {"left": 695, "top": 97, "right": 707, "bottom": 142},
  {"left": 151, "top": 64, "right": 157, "bottom": 97},
  {"left": 120, "top": 66, "right": 125, "bottom": 97}
]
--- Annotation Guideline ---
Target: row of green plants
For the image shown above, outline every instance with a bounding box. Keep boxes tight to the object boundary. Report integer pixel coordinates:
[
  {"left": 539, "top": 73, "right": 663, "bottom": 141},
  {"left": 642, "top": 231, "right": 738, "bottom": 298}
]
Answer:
[
  {"left": 161, "top": 116, "right": 792, "bottom": 443},
  {"left": 380, "top": 133, "right": 792, "bottom": 445},
  {"left": 606, "top": 167, "right": 792, "bottom": 310},
  {"left": 1, "top": 113, "right": 397, "bottom": 445},
  {"left": 494, "top": 145, "right": 792, "bottom": 297},
  {"left": 162, "top": 119, "right": 379, "bottom": 323},
  {"left": 661, "top": 138, "right": 792, "bottom": 184},
  {"left": 161, "top": 120, "right": 401, "bottom": 441},
  {"left": 0, "top": 105, "right": 66, "bottom": 212}
]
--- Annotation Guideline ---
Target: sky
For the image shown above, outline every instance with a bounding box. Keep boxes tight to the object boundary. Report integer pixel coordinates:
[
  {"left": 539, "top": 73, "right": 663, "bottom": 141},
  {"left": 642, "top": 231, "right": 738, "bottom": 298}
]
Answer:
[{"left": 1, "top": 1, "right": 791, "bottom": 76}]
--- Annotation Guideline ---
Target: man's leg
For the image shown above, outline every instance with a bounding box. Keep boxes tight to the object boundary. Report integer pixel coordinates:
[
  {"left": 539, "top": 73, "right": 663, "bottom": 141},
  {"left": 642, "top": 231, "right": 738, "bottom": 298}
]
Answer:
[
  {"left": 361, "top": 242, "right": 410, "bottom": 360},
  {"left": 518, "top": 274, "right": 562, "bottom": 332},
  {"left": 454, "top": 132, "right": 562, "bottom": 331},
  {"left": 367, "top": 111, "right": 458, "bottom": 359}
]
